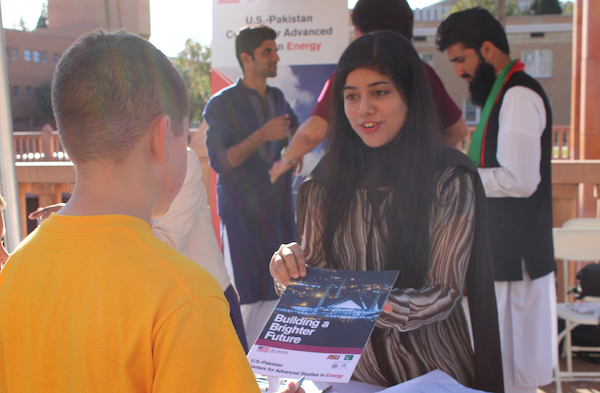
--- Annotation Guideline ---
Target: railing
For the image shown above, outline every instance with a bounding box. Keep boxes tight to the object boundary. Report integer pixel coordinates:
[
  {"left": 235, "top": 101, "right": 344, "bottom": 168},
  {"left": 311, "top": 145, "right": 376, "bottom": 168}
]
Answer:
[
  {"left": 552, "top": 125, "right": 571, "bottom": 160},
  {"left": 10, "top": 124, "right": 592, "bottom": 302},
  {"left": 461, "top": 125, "right": 572, "bottom": 160},
  {"left": 13, "top": 125, "right": 69, "bottom": 162}
]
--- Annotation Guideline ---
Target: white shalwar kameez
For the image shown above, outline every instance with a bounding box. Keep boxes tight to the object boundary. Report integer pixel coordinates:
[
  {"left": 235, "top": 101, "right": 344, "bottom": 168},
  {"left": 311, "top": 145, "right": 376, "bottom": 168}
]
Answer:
[{"left": 478, "top": 86, "right": 558, "bottom": 393}]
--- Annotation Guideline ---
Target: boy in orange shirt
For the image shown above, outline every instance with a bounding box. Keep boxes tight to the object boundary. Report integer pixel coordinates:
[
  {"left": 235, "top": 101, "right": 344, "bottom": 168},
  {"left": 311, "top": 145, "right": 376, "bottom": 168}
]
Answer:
[{"left": 0, "top": 30, "right": 297, "bottom": 392}]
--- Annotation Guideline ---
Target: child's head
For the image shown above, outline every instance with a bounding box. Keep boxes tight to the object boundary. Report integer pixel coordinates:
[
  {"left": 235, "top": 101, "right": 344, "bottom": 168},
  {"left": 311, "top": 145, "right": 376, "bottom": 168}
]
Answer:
[
  {"left": 351, "top": 0, "right": 414, "bottom": 40},
  {"left": 52, "top": 30, "right": 189, "bottom": 165},
  {"left": 0, "top": 195, "right": 8, "bottom": 266}
]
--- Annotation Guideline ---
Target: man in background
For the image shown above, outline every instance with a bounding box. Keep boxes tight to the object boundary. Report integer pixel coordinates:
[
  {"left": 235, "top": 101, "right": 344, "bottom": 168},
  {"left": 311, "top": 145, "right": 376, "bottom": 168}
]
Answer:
[
  {"left": 204, "top": 25, "right": 299, "bottom": 346},
  {"left": 437, "top": 8, "right": 556, "bottom": 393}
]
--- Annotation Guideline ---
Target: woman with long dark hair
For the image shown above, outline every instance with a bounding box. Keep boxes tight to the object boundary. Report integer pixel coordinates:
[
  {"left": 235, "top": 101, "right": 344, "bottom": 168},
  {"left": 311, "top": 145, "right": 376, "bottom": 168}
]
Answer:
[{"left": 270, "top": 31, "right": 504, "bottom": 392}]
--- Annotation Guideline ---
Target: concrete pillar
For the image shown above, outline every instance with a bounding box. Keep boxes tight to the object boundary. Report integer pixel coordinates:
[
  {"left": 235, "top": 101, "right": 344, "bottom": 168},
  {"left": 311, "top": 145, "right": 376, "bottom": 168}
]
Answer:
[
  {"left": 579, "top": 0, "right": 600, "bottom": 159},
  {"left": 570, "top": 0, "right": 582, "bottom": 159}
]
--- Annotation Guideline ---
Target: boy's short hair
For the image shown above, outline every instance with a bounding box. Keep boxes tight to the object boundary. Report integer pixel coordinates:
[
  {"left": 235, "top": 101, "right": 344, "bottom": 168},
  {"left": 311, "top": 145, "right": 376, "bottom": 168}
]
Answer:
[
  {"left": 351, "top": 0, "right": 414, "bottom": 40},
  {"left": 52, "top": 30, "right": 189, "bottom": 164},
  {"left": 436, "top": 7, "right": 510, "bottom": 55},
  {"left": 235, "top": 25, "right": 277, "bottom": 71}
]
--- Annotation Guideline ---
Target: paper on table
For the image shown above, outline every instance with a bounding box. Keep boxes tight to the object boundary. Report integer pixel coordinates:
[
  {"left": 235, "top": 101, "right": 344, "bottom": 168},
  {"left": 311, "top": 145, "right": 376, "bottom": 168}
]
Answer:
[
  {"left": 567, "top": 302, "right": 600, "bottom": 318},
  {"left": 297, "top": 370, "right": 487, "bottom": 393},
  {"left": 308, "top": 379, "right": 382, "bottom": 393},
  {"left": 374, "top": 370, "right": 490, "bottom": 393}
]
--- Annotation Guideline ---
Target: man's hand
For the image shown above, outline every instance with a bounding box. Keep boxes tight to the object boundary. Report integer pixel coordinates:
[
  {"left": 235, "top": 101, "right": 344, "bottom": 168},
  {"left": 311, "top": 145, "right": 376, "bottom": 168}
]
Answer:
[
  {"left": 259, "top": 114, "right": 291, "bottom": 142},
  {"left": 28, "top": 203, "right": 65, "bottom": 221},
  {"left": 270, "top": 242, "right": 307, "bottom": 286}
]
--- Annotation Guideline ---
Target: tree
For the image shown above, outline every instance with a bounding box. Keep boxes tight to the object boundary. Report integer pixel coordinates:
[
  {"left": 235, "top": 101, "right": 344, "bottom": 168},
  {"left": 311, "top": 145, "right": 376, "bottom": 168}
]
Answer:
[
  {"left": 36, "top": 2, "right": 49, "bottom": 29},
  {"left": 450, "top": 0, "right": 524, "bottom": 17},
  {"left": 36, "top": 80, "right": 54, "bottom": 119},
  {"left": 561, "top": 1, "right": 573, "bottom": 15},
  {"left": 530, "top": 0, "right": 562, "bottom": 14},
  {"left": 14, "top": 17, "right": 30, "bottom": 31},
  {"left": 173, "top": 40, "right": 211, "bottom": 126}
]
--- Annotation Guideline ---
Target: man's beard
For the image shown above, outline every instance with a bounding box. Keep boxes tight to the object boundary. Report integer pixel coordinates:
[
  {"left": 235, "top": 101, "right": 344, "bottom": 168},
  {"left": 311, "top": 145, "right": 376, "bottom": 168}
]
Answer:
[{"left": 468, "top": 60, "right": 497, "bottom": 107}]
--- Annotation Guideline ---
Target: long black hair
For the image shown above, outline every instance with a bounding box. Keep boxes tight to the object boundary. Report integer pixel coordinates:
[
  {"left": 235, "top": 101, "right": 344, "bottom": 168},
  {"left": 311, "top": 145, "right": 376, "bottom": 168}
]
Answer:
[{"left": 317, "top": 31, "right": 439, "bottom": 288}]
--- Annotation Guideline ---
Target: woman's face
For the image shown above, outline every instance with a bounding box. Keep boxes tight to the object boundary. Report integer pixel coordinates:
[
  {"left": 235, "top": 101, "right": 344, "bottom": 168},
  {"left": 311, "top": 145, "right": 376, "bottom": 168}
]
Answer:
[{"left": 343, "top": 67, "right": 408, "bottom": 148}]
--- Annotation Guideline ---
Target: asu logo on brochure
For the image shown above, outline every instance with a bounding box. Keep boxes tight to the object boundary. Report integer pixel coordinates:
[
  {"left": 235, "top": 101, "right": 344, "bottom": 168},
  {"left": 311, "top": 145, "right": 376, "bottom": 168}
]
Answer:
[{"left": 327, "top": 355, "right": 340, "bottom": 360}]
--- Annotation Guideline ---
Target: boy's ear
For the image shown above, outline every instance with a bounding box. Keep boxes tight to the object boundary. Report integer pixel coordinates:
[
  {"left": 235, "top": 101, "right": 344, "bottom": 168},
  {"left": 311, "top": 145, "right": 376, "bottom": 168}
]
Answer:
[{"left": 149, "top": 115, "right": 171, "bottom": 164}]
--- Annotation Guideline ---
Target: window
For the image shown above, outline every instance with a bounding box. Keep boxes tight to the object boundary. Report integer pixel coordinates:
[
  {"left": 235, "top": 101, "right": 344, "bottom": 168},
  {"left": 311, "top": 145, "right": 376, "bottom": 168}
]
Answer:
[
  {"left": 414, "top": 9, "right": 421, "bottom": 22},
  {"left": 13, "top": 86, "right": 19, "bottom": 98},
  {"left": 24, "top": 50, "right": 31, "bottom": 62},
  {"left": 11, "top": 48, "right": 18, "bottom": 61},
  {"left": 26, "top": 87, "right": 33, "bottom": 99},
  {"left": 41, "top": 51, "right": 47, "bottom": 64},
  {"left": 33, "top": 50, "right": 40, "bottom": 63},
  {"left": 53, "top": 53, "right": 59, "bottom": 64},
  {"left": 463, "top": 98, "right": 481, "bottom": 125},
  {"left": 522, "top": 50, "right": 552, "bottom": 78},
  {"left": 419, "top": 53, "right": 434, "bottom": 67}
]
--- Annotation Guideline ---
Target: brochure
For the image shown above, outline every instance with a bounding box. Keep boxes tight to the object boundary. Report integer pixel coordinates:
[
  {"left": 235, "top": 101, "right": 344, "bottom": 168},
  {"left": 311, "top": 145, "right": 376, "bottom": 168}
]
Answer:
[{"left": 247, "top": 267, "right": 399, "bottom": 383}]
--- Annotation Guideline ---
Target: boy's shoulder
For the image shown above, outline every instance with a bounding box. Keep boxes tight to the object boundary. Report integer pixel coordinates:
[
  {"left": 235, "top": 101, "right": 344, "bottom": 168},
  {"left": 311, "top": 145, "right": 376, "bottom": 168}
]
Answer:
[{"left": 11, "top": 214, "right": 224, "bottom": 302}]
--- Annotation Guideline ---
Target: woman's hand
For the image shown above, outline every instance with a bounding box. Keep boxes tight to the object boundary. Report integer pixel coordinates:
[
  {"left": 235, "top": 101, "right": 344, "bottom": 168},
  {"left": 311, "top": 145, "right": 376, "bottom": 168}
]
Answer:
[
  {"left": 269, "top": 157, "right": 303, "bottom": 184},
  {"left": 269, "top": 159, "right": 294, "bottom": 183},
  {"left": 269, "top": 242, "right": 307, "bottom": 286}
]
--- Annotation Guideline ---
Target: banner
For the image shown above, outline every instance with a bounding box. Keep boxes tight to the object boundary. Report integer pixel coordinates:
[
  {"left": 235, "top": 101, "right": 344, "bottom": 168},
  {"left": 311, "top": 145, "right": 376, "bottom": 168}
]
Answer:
[{"left": 212, "top": 0, "right": 348, "bottom": 123}]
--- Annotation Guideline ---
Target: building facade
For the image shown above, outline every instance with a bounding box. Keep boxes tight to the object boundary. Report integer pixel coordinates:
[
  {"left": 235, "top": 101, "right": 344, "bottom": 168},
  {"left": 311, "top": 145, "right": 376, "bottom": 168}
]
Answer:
[
  {"left": 412, "top": 14, "right": 573, "bottom": 126},
  {"left": 4, "top": 0, "right": 150, "bottom": 130}
]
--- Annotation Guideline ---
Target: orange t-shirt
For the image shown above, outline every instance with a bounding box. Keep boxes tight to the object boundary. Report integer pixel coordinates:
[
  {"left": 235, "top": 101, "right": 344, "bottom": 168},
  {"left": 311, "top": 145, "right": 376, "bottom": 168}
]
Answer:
[{"left": 0, "top": 214, "right": 259, "bottom": 392}]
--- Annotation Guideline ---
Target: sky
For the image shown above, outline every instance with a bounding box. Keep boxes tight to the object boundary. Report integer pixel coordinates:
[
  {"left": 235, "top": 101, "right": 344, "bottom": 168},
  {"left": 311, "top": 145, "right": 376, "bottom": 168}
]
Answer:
[{"left": 1, "top": 0, "right": 441, "bottom": 58}]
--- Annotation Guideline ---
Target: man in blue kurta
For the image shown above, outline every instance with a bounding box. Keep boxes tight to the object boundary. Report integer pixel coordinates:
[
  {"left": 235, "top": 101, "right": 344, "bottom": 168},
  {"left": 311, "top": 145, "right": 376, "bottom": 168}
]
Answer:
[{"left": 204, "top": 25, "right": 298, "bottom": 347}]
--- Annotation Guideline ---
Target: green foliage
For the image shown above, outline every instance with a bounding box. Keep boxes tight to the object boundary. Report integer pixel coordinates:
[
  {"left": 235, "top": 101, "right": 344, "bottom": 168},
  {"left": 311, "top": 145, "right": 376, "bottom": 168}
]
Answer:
[
  {"left": 36, "top": 2, "right": 49, "bottom": 29},
  {"left": 35, "top": 80, "right": 53, "bottom": 119},
  {"left": 561, "top": 1, "right": 573, "bottom": 15},
  {"left": 530, "top": 0, "right": 563, "bottom": 14},
  {"left": 450, "top": 0, "right": 525, "bottom": 17},
  {"left": 173, "top": 40, "right": 212, "bottom": 127},
  {"left": 14, "top": 17, "right": 30, "bottom": 31}
]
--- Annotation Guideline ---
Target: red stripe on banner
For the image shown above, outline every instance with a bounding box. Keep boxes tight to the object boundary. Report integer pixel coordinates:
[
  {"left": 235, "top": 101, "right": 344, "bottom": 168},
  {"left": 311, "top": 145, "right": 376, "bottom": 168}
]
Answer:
[
  {"left": 211, "top": 68, "right": 235, "bottom": 95},
  {"left": 218, "top": 0, "right": 240, "bottom": 3},
  {"left": 254, "top": 339, "right": 363, "bottom": 354}
]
